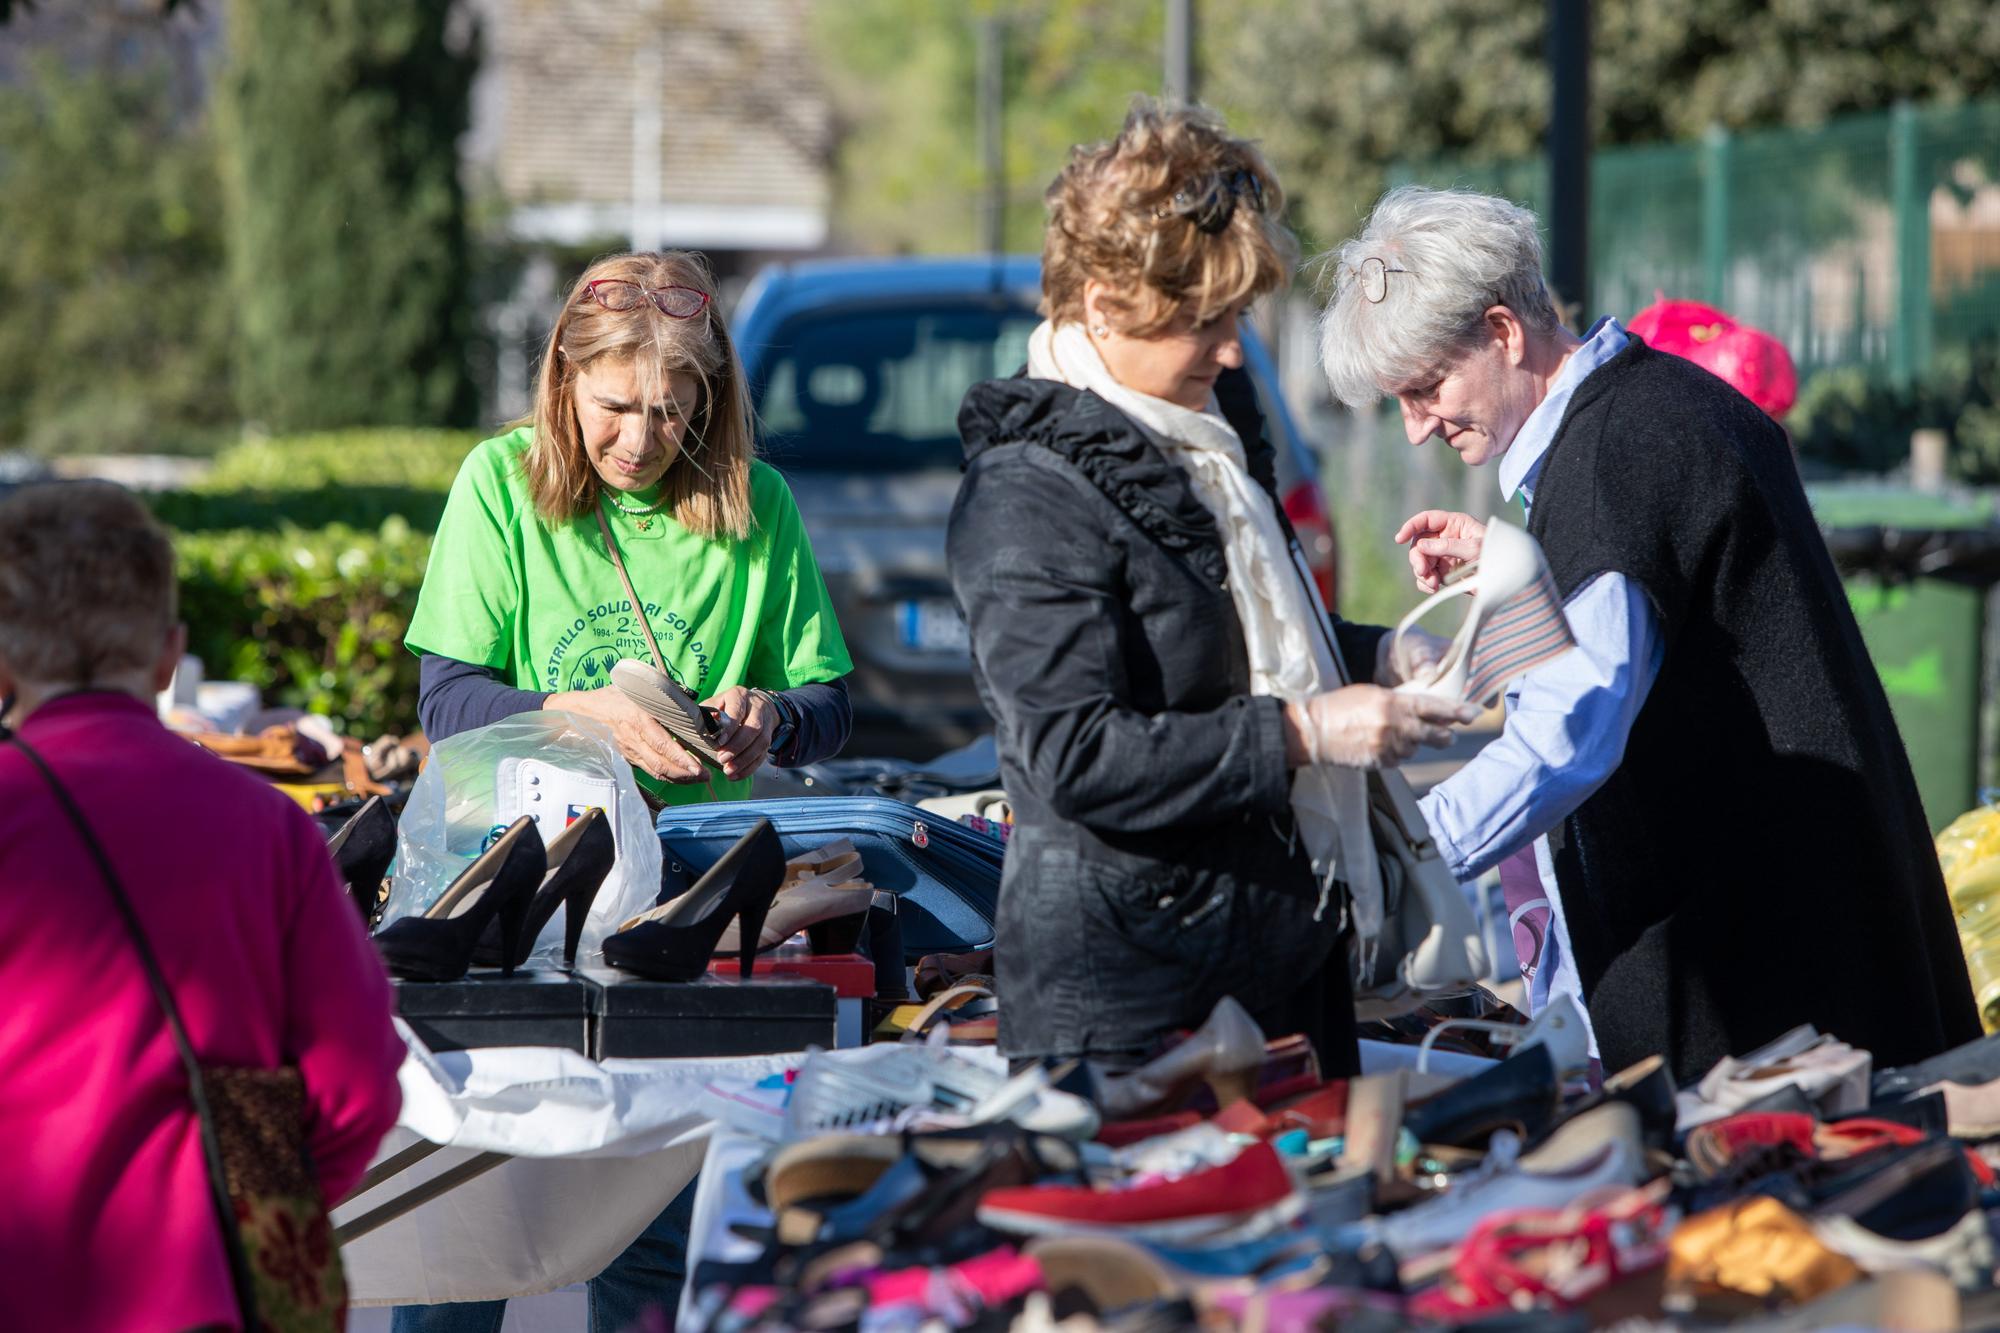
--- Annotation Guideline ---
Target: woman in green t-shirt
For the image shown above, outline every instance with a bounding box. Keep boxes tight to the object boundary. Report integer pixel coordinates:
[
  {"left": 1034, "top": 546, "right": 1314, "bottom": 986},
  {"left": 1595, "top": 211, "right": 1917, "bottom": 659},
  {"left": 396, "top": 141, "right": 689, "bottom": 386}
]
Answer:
[
  {"left": 397, "top": 252, "right": 855, "bottom": 1333},
  {"left": 406, "top": 250, "right": 854, "bottom": 805}
]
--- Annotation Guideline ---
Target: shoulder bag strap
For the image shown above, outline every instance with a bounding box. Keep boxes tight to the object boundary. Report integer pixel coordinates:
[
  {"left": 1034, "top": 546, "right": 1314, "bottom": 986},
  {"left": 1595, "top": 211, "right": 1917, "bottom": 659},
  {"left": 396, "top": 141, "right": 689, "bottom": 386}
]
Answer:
[
  {"left": 4, "top": 730, "right": 262, "bottom": 1330},
  {"left": 596, "top": 506, "right": 725, "bottom": 800},
  {"left": 595, "top": 504, "right": 671, "bottom": 672}
]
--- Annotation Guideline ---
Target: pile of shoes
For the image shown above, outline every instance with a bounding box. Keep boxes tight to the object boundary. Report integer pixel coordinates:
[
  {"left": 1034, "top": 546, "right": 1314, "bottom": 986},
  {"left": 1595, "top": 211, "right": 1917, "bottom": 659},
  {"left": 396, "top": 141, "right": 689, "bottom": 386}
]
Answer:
[
  {"left": 683, "top": 1002, "right": 2000, "bottom": 1331},
  {"left": 186, "top": 720, "right": 336, "bottom": 776}
]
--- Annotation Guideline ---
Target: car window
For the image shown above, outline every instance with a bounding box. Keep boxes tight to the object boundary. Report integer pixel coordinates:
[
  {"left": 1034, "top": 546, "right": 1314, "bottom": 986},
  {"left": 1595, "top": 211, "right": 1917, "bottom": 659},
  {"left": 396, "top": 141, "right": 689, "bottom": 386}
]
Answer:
[{"left": 750, "top": 305, "right": 1040, "bottom": 472}]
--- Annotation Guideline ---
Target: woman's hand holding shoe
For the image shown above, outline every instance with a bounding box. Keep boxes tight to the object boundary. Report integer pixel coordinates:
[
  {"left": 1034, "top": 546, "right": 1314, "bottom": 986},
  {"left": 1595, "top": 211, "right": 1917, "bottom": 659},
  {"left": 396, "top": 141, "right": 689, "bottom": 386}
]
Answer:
[
  {"left": 545, "top": 687, "right": 708, "bottom": 783},
  {"left": 1283, "top": 686, "right": 1475, "bottom": 770},
  {"left": 1395, "top": 509, "right": 1486, "bottom": 593},
  {"left": 702, "top": 684, "right": 779, "bottom": 782}
]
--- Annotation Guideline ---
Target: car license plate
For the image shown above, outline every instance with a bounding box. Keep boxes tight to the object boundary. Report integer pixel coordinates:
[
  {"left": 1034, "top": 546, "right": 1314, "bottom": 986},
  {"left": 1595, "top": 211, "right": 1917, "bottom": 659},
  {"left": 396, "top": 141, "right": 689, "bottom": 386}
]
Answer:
[{"left": 898, "top": 598, "right": 970, "bottom": 655}]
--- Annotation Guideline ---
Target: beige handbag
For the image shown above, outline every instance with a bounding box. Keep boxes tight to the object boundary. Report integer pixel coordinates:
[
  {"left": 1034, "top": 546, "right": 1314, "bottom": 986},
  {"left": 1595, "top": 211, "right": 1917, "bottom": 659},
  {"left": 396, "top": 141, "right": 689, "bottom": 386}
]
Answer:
[
  {"left": 1308, "top": 563, "right": 1490, "bottom": 1019},
  {"left": 1349, "top": 764, "right": 1491, "bottom": 1019}
]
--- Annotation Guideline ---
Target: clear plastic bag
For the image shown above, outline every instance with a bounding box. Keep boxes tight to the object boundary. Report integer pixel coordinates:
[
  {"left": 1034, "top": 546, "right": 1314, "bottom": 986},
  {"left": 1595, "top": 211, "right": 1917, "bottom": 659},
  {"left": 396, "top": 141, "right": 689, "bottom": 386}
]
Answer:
[{"left": 385, "top": 711, "right": 663, "bottom": 967}]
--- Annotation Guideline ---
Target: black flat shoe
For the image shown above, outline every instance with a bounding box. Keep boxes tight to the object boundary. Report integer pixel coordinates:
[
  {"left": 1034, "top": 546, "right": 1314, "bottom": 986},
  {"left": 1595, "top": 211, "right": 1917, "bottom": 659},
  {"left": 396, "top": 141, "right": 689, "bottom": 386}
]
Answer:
[
  {"left": 1405, "top": 1043, "right": 1560, "bottom": 1149},
  {"left": 471, "top": 808, "right": 615, "bottom": 970},
  {"left": 602, "top": 818, "right": 784, "bottom": 982},
  {"left": 326, "top": 794, "right": 398, "bottom": 926},
  {"left": 1535, "top": 1054, "right": 1679, "bottom": 1154},
  {"left": 1832, "top": 1090, "right": 1947, "bottom": 1138},
  {"left": 374, "top": 817, "right": 546, "bottom": 982},
  {"left": 1811, "top": 1136, "right": 1981, "bottom": 1241},
  {"left": 1875, "top": 1031, "right": 2000, "bottom": 1104}
]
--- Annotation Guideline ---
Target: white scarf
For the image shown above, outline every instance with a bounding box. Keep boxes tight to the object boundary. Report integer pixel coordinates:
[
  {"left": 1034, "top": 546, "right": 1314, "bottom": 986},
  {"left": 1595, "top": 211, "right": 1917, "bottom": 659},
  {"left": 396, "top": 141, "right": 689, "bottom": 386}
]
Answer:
[{"left": 1026, "top": 320, "right": 1382, "bottom": 939}]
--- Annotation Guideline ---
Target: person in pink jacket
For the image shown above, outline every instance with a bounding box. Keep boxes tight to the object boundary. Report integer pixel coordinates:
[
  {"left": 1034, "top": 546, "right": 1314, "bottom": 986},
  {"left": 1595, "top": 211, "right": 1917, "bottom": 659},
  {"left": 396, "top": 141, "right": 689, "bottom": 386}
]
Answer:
[{"left": 0, "top": 481, "right": 406, "bottom": 1331}]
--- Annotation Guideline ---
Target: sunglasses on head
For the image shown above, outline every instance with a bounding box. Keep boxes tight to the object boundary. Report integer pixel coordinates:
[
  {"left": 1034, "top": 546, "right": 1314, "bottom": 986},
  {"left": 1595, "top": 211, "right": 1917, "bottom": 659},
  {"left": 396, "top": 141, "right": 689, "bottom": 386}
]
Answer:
[
  {"left": 580, "top": 279, "right": 711, "bottom": 319},
  {"left": 1153, "top": 169, "right": 1267, "bottom": 234}
]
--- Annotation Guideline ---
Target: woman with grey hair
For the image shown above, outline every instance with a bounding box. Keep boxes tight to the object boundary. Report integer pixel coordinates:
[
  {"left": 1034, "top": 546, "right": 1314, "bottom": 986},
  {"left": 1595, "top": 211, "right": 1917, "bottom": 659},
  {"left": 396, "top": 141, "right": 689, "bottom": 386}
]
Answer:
[{"left": 1318, "top": 184, "right": 1976, "bottom": 1083}]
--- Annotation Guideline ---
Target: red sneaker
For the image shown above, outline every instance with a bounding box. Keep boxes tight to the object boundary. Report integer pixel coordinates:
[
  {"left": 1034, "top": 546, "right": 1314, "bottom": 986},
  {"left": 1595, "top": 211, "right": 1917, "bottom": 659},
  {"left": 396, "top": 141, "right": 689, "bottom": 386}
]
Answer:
[
  {"left": 976, "top": 1141, "right": 1300, "bottom": 1242},
  {"left": 1683, "top": 1111, "right": 1816, "bottom": 1180}
]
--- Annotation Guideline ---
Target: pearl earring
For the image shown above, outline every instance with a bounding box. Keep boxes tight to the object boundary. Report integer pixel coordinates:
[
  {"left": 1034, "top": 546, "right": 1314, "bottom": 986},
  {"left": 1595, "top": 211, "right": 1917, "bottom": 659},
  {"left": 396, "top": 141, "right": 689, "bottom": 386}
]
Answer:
[{"left": 1090, "top": 324, "right": 1108, "bottom": 338}]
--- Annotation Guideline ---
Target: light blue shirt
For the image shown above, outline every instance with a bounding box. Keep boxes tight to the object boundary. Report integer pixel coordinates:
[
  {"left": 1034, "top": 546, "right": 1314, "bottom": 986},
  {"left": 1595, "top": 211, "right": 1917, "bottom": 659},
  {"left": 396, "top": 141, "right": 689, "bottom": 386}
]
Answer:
[{"left": 1416, "top": 318, "right": 1665, "bottom": 1046}]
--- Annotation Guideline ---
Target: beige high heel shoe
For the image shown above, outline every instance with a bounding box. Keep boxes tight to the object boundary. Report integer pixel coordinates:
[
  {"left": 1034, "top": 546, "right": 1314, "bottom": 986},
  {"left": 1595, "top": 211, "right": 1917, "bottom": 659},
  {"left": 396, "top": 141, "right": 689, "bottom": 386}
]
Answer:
[
  {"left": 715, "top": 838, "right": 875, "bottom": 955},
  {"left": 1094, "top": 996, "right": 1267, "bottom": 1120}
]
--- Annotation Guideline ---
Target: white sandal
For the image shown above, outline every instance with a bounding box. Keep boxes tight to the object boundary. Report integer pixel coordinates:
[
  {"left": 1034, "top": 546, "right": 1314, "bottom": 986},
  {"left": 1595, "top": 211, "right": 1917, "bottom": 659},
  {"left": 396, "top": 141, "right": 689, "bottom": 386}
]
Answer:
[{"left": 1392, "top": 515, "right": 1574, "bottom": 707}]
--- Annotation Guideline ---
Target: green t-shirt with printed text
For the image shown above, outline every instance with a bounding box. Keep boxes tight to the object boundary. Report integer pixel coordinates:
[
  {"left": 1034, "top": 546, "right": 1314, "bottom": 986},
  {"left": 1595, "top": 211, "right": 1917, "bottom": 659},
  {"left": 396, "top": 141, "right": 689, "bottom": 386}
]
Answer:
[{"left": 406, "top": 428, "right": 851, "bottom": 804}]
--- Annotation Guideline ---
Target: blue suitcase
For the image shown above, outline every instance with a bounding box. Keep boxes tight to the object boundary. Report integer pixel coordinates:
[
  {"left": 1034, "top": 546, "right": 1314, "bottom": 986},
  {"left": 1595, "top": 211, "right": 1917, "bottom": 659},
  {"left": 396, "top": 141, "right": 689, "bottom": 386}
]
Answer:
[{"left": 654, "top": 797, "right": 1004, "bottom": 959}]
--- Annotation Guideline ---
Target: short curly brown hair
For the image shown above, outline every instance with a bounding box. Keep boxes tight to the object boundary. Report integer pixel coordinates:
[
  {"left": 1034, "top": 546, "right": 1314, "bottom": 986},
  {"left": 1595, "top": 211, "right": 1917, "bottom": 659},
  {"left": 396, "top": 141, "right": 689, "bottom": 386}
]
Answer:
[{"left": 1042, "top": 98, "right": 1297, "bottom": 337}]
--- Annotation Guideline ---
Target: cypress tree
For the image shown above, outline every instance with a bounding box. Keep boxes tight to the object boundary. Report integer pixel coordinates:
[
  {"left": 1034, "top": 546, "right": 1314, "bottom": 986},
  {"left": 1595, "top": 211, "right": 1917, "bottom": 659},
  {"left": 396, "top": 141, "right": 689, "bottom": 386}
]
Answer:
[{"left": 217, "top": 0, "right": 477, "bottom": 431}]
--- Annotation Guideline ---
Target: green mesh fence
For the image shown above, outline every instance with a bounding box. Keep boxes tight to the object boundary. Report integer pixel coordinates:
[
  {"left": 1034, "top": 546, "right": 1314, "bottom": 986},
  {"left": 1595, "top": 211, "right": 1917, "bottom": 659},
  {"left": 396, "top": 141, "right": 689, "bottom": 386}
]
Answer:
[{"left": 1396, "top": 100, "right": 2000, "bottom": 387}]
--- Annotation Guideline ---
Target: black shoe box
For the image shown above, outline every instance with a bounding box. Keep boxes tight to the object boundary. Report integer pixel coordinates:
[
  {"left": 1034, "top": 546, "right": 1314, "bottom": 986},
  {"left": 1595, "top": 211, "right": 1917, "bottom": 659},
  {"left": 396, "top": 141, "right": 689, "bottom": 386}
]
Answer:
[
  {"left": 392, "top": 970, "right": 595, "bottom": 1055},
  {"left": 579, "top": 966, "right": 837, "bottom": 1059}
]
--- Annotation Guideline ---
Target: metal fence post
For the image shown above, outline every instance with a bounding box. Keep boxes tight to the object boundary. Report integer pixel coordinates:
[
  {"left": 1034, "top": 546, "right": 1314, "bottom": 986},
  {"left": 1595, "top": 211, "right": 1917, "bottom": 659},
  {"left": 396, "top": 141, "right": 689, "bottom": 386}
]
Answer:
[
  {"left": 1890, "top": 100, "right": 1931, "bottom": 388},
  {"left": 1546, "top": 0, "right": 1592, "bottom": 322},
  {"left": 977, "top": 16, "right": 1005, "bottom": 256},
  {"left": 1702, "top": 124, "right": 1731, "bottom": 307}
]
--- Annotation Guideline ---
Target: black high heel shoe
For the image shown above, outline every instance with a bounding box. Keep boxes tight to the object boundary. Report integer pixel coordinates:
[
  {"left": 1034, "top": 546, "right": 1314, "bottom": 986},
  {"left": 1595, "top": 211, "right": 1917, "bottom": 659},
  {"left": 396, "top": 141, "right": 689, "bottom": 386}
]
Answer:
[
  {"left": 602, "top": 818, "right": 784, "bottom": 982},
  {"left": 374, "top": 817, "right": 546, "bottom": 982},
  {"left": 471, "top": 808, "right": 615, "bottom": 970},
  {"left": 326, "top": 795, "right": 398, "bottom": 926}
]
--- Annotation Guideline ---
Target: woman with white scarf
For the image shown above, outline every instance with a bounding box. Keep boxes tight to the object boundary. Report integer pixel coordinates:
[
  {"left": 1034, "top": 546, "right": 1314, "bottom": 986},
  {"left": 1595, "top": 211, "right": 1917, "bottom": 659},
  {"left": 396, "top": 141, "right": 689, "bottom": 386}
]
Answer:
[{"left": 948, "top": 100, "right": 1470, "bottom": 1078}]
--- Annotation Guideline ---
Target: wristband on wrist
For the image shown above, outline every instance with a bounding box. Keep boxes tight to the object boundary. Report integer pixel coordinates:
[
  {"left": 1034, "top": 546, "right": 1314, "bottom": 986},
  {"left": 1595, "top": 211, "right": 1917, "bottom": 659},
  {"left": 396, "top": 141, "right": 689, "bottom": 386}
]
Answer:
[{"left": 755, "top": 688, "right": 798, "bottom": 758}]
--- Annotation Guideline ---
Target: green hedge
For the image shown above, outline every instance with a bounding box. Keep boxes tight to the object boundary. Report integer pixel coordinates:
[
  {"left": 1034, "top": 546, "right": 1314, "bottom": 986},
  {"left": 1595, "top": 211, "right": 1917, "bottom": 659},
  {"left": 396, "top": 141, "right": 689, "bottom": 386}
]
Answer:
[
  {"left": 150, "top": 428, "right": 478, "bottom": 533},
  {"left": 200, "top": 429, "right": 477, "bottom": 494},
  {"left": 175, "top": 518, "right": 433, "bottom": 738},
  {"left": 1792, "top": 344, "right": 2000, "bottom": 482},
  {"left": 158, "top": 429, "right": 481, "bottom": 738}
]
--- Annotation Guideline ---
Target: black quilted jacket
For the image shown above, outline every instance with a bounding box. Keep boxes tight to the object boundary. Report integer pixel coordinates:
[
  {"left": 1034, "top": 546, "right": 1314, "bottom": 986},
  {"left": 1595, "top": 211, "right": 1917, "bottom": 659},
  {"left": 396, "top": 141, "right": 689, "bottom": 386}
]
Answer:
[{"left": 947, "top": 367, "right": 1383, "bottom": 1065}]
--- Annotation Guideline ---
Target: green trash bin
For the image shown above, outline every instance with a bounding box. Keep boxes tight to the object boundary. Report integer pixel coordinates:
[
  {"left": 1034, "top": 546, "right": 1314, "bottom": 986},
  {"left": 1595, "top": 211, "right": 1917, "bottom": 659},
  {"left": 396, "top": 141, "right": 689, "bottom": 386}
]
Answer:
[{"left": 1810, "top": 483, "right": 2000, "bottom": 833}]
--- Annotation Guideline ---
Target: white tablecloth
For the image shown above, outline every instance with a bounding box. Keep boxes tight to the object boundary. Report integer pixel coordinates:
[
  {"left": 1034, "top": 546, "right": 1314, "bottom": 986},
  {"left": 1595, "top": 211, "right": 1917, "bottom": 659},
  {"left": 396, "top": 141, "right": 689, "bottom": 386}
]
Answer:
[{"left": 339, "top": 1021, "right": 798, "bottom": 1306}]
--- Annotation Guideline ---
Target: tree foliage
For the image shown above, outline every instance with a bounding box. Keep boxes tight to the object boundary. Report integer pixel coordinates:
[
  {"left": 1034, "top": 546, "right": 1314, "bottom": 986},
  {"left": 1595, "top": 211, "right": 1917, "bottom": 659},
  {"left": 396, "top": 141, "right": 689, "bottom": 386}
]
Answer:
[
  {"left": 811, "top": 0, "right": 1161, "bottom": 254},
  {"left": 157, "top": 426, "right": 470, "bottom": 736},
  {"left": 0, "top": 0, "right": 193, "bottom": 20},
  {"left": 216, "top": 0, "right": 478, "bottom": 432},
  {"left": 0, "top": 56, "right": 233, "bottom": 454},
  {"left": 1212, "top": 0, "right": 2000, "bottom": 245},
  {"left": 815, "top": 0, "right": 2000, "bottom": 256}
]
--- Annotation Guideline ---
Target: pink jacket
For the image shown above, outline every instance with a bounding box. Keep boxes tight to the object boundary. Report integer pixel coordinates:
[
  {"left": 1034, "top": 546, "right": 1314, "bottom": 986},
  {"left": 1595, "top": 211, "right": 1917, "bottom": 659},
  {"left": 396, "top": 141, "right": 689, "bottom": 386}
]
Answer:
[{"left": 0, "top": 693, "right": 405, "bottom": 1331}]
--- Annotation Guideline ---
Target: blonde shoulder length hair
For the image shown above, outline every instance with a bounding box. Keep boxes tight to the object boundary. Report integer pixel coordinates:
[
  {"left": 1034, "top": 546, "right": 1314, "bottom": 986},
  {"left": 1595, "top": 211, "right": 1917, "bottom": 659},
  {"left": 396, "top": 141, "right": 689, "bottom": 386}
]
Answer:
[{"left": 522, "top": 250, "right": 755, "bottom": 542}]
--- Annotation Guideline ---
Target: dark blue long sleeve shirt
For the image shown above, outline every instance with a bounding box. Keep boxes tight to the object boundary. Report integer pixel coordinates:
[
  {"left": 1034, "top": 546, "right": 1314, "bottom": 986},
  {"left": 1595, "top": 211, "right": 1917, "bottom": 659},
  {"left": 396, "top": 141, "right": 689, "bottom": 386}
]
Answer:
[{"left": 416, "top": 653, "right": 852, "bottom": 767}]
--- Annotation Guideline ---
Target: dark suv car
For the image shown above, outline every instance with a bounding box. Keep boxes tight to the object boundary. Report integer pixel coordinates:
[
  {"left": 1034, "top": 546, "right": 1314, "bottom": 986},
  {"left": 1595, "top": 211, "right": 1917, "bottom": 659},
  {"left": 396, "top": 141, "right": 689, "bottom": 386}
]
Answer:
[{"left": 733, "top": 256, "right": 1339, "bottom": 758}]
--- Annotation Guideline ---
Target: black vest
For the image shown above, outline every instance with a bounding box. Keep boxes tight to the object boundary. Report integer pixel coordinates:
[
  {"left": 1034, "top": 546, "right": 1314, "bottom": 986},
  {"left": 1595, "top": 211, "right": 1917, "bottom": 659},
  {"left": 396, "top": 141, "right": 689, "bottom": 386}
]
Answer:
[{"left": 1526, "top": 339, "right": 1978, "bottom": 1081}]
